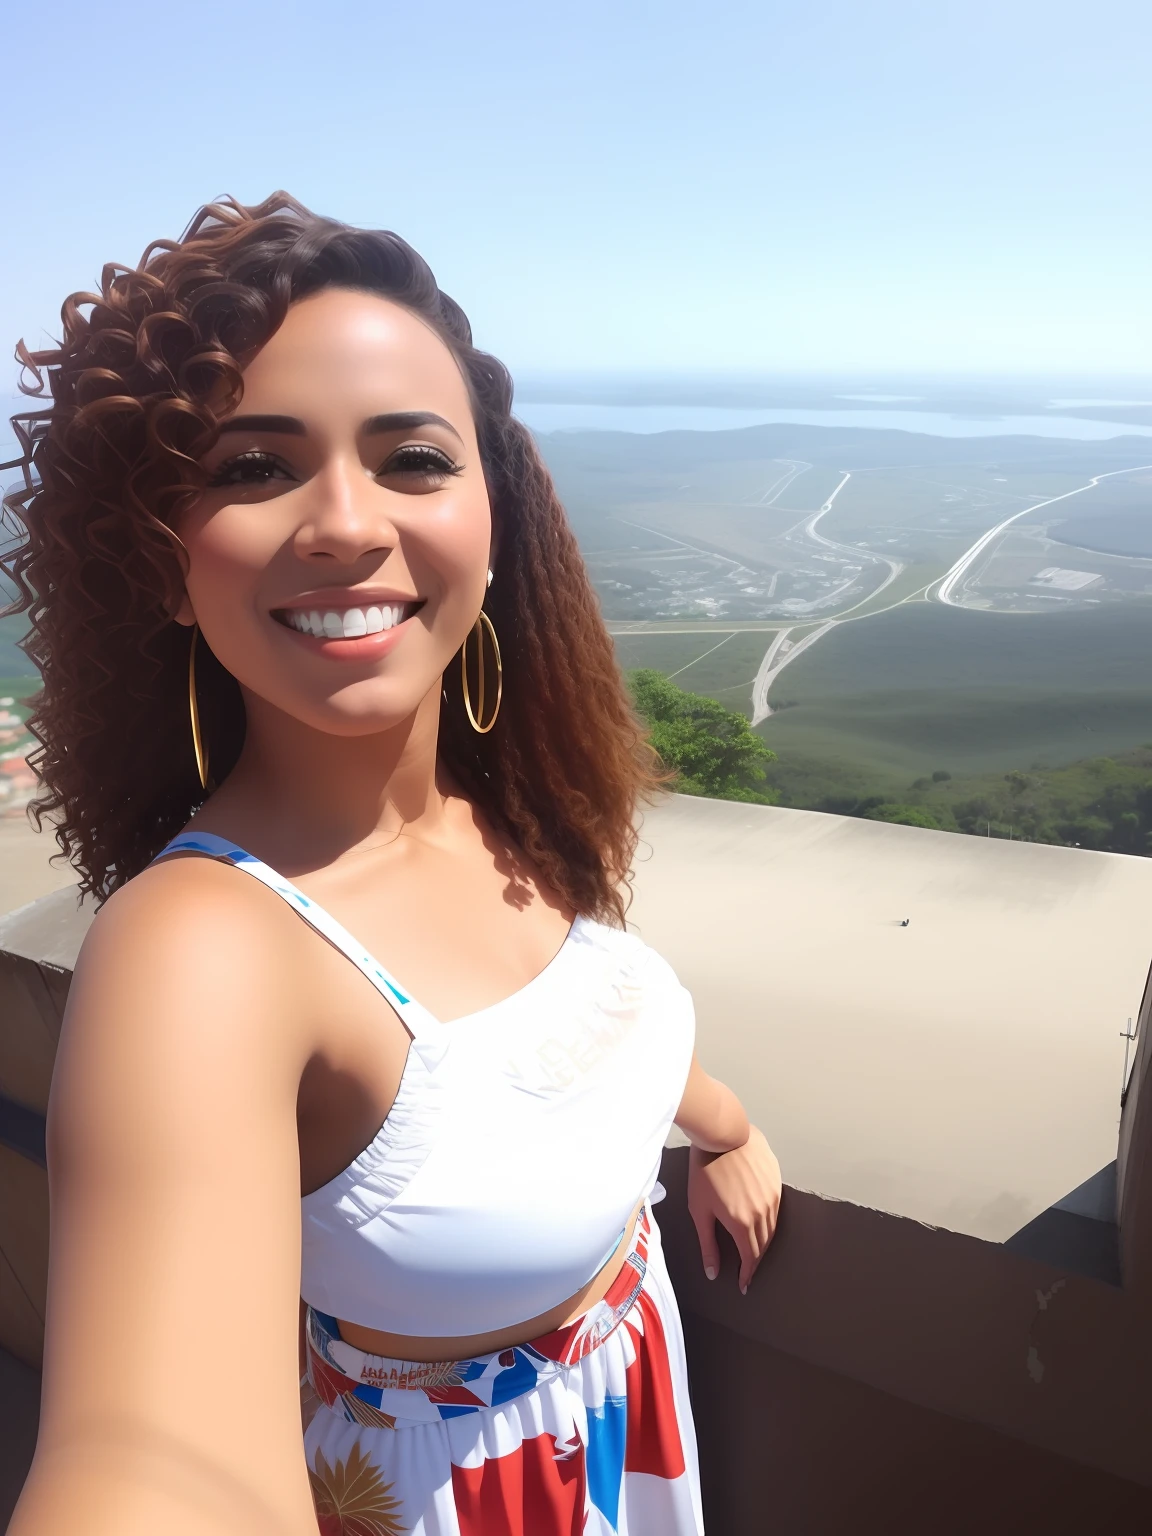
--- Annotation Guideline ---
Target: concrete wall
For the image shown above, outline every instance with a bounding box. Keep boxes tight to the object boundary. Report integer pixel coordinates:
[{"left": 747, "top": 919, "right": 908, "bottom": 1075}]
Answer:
[
  {"left": 0, "top": 821, "right": 77, "bottom": 919},
  {"left": 3, "top": 802, "right": 1151, "bottom": 1529},
  {"left": 658, "top": 1149, "right": 1151, "bottom": 1513},
  {"left": 628, "top": 796, "right": 1151, "bottom": 1244},
  {"left": 1118, "top": 959, "right": 1150, "bottom": 1296}
]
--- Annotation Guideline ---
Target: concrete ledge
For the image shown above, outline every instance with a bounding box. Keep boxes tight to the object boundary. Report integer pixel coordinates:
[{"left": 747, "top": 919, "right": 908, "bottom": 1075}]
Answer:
[
  {"left": 629, "top": 796, "right": 1152, "bottom": 1241},
  {"left": 656, "top": 1147, "right": 1151, "bottom": 1492}
]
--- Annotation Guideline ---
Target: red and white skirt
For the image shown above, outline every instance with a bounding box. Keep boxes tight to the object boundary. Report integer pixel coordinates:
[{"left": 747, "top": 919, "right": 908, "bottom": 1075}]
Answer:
[{"left": 301, "top": 1204, "right": 703, "bottom": 1534}]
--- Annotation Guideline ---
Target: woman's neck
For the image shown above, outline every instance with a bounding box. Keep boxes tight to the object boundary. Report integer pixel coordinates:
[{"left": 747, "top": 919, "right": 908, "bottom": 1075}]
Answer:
[{"left": 192, "top": 683, "right": 457, "bottom": 871}]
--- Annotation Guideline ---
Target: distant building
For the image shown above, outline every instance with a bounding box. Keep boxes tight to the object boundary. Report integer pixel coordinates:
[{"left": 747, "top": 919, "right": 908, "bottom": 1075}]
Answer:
[
  {"left": 0, "top": 757, "right": 37, "bottom": 815},
  {"left": 1031, "top": 566, "right": 1104, "bottom": 591}
]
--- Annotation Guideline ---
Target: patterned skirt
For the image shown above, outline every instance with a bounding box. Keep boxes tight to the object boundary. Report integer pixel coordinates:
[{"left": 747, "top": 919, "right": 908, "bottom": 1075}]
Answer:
[{"left": 301, "top": 1204, "right": 703, "bottom": 1535}]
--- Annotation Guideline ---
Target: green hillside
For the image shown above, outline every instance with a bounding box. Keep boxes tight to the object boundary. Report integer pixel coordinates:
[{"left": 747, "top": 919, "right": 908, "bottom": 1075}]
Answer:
[
  {"left": 757, "top": 600, "right": 1152, "bottom": 779},
  {"left": 767, "top": 745, "right": 1152, "bottom": 856}
]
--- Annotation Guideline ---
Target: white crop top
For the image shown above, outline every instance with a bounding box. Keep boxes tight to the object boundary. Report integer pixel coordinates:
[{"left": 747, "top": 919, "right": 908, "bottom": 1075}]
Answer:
[{"left": 154, "top": 831, "right": 696, "bottom": 1338}]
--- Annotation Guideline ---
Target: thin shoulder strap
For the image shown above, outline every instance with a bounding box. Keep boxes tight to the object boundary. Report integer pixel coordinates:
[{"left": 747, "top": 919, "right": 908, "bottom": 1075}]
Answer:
[{"left": 151, "top": 830, "right": 439, "bottom": 1040}]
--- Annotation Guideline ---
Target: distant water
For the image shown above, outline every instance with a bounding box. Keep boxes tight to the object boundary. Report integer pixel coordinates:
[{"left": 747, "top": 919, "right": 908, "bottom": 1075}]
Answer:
[
  {"left": 1048, "top": 399, "right": 1152, "bottom": 409},
  {"left": 515, "top": 402, "right": 1152, "bottom": 440},
  {"left": 6, "top": 395, "right": 1152, "bottom": 458}
]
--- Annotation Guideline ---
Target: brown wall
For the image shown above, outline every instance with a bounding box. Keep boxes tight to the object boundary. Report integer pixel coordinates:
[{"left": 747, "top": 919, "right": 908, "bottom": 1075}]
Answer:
[
  {"left": 656, "top": 1148, "right": 1152, "bottom": 1498},
  {"left": 0, "top": 946, "right": 64, "bottom": 1371},
  {"left": 0, "top": 949, "right": 66, "bottom": 1118},
  {"left": 683, "top": 1310, "right": 1152, "bottom": 1535}
]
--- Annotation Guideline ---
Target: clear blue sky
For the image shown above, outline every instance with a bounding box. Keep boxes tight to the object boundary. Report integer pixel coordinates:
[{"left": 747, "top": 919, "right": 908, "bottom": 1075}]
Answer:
[{"left": 3, "top": 0, "right": 1150, "bottom": 377}]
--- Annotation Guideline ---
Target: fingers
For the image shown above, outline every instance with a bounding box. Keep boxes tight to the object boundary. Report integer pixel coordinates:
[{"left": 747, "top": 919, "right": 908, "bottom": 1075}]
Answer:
[
  {"left": 731, "top": 1218, "right": 760, "bottom": 1295},
  {"left": 731, "top": 1205, "right": 778, "bottom": 1293},
  {"left": 691, "top": 1207, "right": 721, "bottom": 1281},
  {"left": 687, "top": 1124, "right": 784, "bottom": 1295},
  {"left": 695, "top": 1203, "right": 775, "bottom": 1292},
  {"left": 755, "top": 1204, "right": 776, "bottom": 1257}
]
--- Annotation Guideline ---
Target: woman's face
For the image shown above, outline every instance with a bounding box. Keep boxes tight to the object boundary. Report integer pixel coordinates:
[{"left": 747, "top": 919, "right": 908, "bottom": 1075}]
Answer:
[{"left": 176, "top": 287, "right": 493, "bottom": 737}]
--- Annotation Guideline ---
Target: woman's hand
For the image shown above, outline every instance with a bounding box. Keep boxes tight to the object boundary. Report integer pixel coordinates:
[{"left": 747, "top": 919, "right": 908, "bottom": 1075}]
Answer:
[{"left": 687, "top": 1125, "right": 781, "bottom": 1294}]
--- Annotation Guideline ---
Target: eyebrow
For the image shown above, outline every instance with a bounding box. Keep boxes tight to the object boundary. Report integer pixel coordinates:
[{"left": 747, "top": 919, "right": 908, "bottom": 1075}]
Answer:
[
  {"left": 364, "top": 411, "right": 463, "bottom": 444},
  {"left": 216, "top": 410, "right": 464, "bottom": 444}
]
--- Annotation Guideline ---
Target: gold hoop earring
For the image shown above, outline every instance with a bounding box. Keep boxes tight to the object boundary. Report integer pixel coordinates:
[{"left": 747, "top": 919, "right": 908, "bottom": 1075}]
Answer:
[
  {"left": 188, "top": 624, "right": 210, "bottom": 790},
  {"left": 461, "top": 610, "right": 502, "bottom": 734}
]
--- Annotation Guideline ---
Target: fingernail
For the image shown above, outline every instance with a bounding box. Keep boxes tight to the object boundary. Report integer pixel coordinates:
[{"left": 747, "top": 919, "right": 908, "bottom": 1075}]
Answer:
[
  {"left": 705, "top": 1266, "right": 717, "bottom": 1281},
  {"left": 740, "top": 1283, "right": 748, "bottom": 1295}
]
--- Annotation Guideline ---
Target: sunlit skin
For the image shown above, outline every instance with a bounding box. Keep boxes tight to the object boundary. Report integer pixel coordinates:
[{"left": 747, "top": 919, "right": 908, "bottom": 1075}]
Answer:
[
  {"left": 175, "top": 293, "right": 493, "bottom": 744},
  {"left": 175, "top": 288, "right": 777, "bottom": 1356},
  {"left": 15, "top": 288, "right": 780, "bottom": 1536}
]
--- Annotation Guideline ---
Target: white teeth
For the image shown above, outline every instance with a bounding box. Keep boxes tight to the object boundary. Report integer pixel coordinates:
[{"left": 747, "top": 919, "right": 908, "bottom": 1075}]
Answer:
[{"left": 284, "top": 603, "right": 411, "bottom": 638}]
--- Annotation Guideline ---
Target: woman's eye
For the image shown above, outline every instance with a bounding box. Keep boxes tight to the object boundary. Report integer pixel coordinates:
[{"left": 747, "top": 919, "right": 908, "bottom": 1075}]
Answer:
[
  {"left": 380, "top": 444, "right": 463, "bottom": 482},
  {"left": 206, "top": 451, "right": 293, "bottom": 488}
]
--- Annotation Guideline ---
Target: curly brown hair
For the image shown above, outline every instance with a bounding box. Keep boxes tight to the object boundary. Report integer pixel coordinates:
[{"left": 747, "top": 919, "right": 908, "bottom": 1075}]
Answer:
[{"left": 1, "top": 192, "right": 664, "bottom": 919}]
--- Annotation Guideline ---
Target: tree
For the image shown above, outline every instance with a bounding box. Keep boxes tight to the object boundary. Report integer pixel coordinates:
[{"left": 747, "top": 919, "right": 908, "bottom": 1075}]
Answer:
[
  {"left": 864, "top": 803, "right": 944, "bottom": 830},
  {"left": 628, "top": 669, "right": 777, "bottom": 804}
]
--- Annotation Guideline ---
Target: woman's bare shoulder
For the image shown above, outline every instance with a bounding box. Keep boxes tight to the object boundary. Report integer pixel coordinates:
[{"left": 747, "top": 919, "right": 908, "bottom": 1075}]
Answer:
[
  {"left": 61, "top": 851, "right": 314, "bottom": 1122},
  {"left": 92, "top": 846, "right": 290, "bottom": 948},
  {"left": 81, "top": 850, "right": 305, "bottom": 1001}
]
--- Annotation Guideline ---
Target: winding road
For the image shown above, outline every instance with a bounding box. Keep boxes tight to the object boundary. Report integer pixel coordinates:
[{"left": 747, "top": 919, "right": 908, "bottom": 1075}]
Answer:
[
  {"left": 611, "top": 458, "right": 1152, "bottom": 723},
  {"left": 934, "top": 463, "right": 1152, "bottom": 606},
  {"left": 751, "top": 460, "right": 1152, "bottom": 723},
  {"left": 751, "top": 471, "right": 905, "bottom": 723}
]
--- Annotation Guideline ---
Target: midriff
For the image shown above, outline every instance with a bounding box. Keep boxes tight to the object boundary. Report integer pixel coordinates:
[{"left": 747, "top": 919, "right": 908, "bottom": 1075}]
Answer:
[{"left": 330, "top": 1197, "right": 645, "bottom": 1364}]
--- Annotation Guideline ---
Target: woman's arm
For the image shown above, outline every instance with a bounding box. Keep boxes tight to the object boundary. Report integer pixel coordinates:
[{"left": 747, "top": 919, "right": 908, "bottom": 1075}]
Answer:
[
  {"left": 10, "top": 861, "right": 319, "bottom": 1536},
  {"left": 673, "top": 1053, "right": 750, "bottom": 1153},
  {"left": 674, "top": 1053, "right": 782, "bottom": 1295}
]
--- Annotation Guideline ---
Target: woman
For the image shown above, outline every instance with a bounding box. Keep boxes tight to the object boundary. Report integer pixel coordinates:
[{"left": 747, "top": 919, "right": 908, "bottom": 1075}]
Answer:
[{"left": 4, "top": 194, "right": 781, "bottom": 1536}]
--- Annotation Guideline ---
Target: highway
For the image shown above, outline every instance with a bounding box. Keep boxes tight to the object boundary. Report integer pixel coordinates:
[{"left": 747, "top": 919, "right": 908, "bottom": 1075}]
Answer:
[
  {"left": 934, "top": 463, "right": 1152, "bottom": 606},
  {"left": 750, "top": 470, "right": 907, "bottom": 722},
  {"left": 756, "top": 458, "right": 811, "bottom": 506},
  {"left": 751, "top": 621, "right": 837, "bottom": 724},
  {"left": 754, "top": 460, "right": 1152, "bottom": 720},
  {"left": 612, "top": 458, "right": 1152, "bottom": 724}
]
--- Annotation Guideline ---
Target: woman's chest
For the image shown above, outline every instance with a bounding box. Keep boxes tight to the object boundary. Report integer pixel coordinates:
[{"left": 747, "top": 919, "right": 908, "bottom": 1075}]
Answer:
[
  {"left": 293, "top": 841, "right": 576, "bottom": 1025},
  {"left": 292, "top": 903, "right": 587, "bottom": 1195}
]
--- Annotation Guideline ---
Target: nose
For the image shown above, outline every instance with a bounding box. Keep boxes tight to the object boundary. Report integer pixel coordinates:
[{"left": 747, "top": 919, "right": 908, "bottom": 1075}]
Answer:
[{"left": 294, "top": 453, "right": 396, "bottom": 565}]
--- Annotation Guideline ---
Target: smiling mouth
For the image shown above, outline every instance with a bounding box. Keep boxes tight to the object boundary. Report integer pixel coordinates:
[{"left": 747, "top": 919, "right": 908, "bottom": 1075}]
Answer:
[{"left": 272, "top": 600, "right": 425, "bottom": 640}]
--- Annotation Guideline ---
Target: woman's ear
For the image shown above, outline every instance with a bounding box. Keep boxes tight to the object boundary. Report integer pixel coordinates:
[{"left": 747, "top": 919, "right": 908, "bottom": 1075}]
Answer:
[{"left": 172, "top": 593, "right": 196, "bottom": 626}]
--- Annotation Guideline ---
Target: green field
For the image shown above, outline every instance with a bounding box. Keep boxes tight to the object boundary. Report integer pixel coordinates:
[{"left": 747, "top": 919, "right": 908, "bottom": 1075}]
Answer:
[
  {"left": 611, "top": 599, "right": 1152, "bottom": 804},
  {"left": 757, "top": 600, "right": 1152, "bottom": 783},
  {"left": 826, "top": 562, "right": 938, "bottom": 618},
  {"left": 611, "top": 630, "right": 774, "bottom": 705}
]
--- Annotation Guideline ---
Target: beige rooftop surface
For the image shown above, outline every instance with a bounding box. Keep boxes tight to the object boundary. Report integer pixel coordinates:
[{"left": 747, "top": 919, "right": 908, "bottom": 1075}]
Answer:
[
  {"left": 3, "top": 799, "right": 1147, "bottom": 1247},
  {"left": 0, "top": 818, "right": 76, "bottom": 919},
  {"left": 627, "top": 795, "right": 1151, "bottom": 1243}
]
